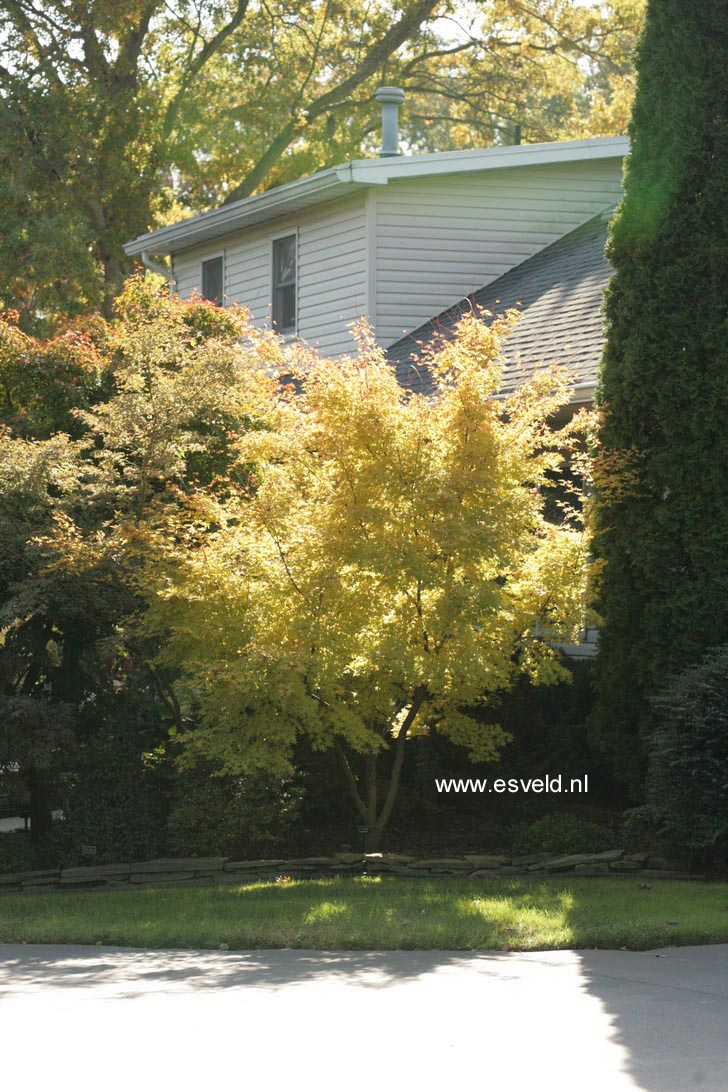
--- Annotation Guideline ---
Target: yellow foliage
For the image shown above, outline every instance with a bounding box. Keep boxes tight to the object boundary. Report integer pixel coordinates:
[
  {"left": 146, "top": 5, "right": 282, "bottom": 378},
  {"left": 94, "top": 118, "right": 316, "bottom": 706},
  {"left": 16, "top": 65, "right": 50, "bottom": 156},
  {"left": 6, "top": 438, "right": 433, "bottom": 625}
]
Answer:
[
  {"left": 147, "top": 306, "right": 591, "bottom": 774},
  {"left": 2, "top": 279, "right": 591, "bottom": 838}
]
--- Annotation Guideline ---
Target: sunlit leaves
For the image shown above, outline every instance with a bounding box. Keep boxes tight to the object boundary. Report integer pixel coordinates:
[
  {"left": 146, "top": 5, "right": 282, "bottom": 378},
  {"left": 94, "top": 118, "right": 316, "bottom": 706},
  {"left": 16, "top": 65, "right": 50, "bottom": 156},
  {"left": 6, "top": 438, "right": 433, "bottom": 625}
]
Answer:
[
  {"left": 148, "top": 302, "right": 591, "bottom": 777},
  {"left": 0, "top": 0, "right": 643, "bottom": 326}
]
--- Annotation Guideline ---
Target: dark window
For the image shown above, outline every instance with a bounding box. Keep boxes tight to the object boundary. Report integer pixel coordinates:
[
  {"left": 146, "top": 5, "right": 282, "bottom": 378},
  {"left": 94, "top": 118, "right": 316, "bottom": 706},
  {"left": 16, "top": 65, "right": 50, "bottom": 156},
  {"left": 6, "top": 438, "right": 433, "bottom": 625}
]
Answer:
[
  {"left": 272, "top": 234, "right": 296, "bottom": 333},
  {"left": 201, "top": 256, "right": 224, "bottom": 303}
]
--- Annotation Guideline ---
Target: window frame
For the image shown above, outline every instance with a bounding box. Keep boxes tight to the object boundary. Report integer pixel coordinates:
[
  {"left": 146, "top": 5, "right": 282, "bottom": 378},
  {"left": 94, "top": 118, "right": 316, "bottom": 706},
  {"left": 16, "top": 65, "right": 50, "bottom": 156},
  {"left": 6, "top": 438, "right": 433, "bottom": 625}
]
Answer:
[
  {"left": 270, "top": 230, "right": 298, "bottom": 336},
  {"left": 200, "top": 253, "right": 225, "bottom": 304}
]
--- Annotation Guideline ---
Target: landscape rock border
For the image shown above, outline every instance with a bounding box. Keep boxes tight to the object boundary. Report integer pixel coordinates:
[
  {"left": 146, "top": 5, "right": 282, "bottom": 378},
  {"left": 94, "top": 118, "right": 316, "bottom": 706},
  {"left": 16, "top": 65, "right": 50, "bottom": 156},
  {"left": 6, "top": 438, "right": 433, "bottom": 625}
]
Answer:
[{"left": 0, "top": 850, "right": 703, "bottom": 893}]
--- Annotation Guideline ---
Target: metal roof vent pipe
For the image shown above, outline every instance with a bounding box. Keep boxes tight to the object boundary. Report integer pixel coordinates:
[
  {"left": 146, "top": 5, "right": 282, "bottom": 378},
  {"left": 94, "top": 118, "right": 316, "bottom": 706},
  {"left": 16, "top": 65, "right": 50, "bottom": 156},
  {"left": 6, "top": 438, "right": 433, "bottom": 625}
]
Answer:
[{"left": 374, "top": 86, "right": 405, "bottom": 157}]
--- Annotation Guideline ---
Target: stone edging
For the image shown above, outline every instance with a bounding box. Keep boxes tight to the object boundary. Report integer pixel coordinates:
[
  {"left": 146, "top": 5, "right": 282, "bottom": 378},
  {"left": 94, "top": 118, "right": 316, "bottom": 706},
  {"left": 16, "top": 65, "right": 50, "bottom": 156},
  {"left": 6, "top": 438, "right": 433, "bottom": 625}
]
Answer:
[{"left": 0, "top": 849, "right": 701, "bottom": 893}]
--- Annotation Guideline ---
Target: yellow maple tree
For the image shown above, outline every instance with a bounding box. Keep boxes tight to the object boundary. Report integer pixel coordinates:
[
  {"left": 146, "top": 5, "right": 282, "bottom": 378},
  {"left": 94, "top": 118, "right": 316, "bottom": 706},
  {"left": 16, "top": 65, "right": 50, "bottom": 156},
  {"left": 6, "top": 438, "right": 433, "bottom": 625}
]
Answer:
[{"left": 148, "top": 307, "right": 591, "bottom": 848}]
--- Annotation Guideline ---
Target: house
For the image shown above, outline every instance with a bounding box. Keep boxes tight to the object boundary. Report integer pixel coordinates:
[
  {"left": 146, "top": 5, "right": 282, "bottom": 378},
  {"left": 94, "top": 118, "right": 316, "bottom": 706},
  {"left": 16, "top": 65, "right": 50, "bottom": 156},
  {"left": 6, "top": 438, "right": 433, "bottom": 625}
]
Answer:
[
  {"left": 125, "top": 93, "right": 622, "bottom": 659},
  {"left": 124, "top": 90, "right": 626, "bottom": 375}
]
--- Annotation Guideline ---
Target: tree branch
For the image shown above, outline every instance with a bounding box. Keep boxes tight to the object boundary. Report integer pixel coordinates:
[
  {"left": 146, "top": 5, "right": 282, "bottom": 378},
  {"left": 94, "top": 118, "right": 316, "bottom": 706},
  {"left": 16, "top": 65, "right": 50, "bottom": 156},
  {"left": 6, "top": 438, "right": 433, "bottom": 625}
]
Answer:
[
  {"left": 71, "top": 4, "right": 112, "bottom": 85},
  {"left": 290, "top": 0, "right": 333, "bottom": 110},
  {"left": 162, "top": 0, "right": 251, "bottom": 138},
  {"left": 146, "top": 661, "right": 184, "bottom": 731},
  {"left": 335, "top": 741, "right": 369, "bottom": 823},
  {"left": 2, "top": 0, "right": 65, "bottom": 86},
  {"left": 113, "top": 0, "right": 158, "bottom": 87},
  {"left": 223, "top": 0, "right": 441, "bottom": 202}
]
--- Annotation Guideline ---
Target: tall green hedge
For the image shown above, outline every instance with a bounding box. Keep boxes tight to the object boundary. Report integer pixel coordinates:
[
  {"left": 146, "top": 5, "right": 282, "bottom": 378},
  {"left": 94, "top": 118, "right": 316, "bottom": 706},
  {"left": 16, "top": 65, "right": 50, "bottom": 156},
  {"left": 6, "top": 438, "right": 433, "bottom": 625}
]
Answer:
[
  {"left": 591, "top": 0, "right": 728, "bottom": 790},
  {"left": 626, "top": 647, "right": 728, "bottom": 869}
]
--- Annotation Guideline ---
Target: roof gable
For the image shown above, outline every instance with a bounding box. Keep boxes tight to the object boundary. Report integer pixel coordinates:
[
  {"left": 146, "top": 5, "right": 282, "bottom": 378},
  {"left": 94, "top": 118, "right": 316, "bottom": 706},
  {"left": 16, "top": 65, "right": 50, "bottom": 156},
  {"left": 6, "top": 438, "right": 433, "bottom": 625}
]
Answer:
[{"left": 386, "top": 212, "right": 613, "bottom": 402}]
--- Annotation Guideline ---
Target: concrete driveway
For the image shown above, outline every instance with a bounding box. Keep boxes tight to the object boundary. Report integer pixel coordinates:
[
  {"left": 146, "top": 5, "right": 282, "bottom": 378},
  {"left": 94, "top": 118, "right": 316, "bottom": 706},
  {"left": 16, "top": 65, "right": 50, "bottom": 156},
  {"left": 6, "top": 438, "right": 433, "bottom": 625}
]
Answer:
[{"left": 1, "top": 943, "right": 726, "bottom": 1091}]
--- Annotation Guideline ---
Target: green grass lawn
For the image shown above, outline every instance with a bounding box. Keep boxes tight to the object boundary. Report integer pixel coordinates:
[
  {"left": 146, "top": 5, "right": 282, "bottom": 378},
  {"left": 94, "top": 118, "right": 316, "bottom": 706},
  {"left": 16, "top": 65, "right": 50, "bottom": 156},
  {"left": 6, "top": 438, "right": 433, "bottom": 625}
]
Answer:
[{"left": 2, "top": 875, "right": 728, "bottom": 951}]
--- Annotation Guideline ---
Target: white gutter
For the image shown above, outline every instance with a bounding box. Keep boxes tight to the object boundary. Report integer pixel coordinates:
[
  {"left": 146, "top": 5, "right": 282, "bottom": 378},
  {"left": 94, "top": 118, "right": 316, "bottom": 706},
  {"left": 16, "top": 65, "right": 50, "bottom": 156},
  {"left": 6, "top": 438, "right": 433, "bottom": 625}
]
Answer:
[
  {"left": 491, "top": 378, "right": 597, "bottom": 406},
  {"left": 569, "top": 380, "right": 597, "bottom": 403}
]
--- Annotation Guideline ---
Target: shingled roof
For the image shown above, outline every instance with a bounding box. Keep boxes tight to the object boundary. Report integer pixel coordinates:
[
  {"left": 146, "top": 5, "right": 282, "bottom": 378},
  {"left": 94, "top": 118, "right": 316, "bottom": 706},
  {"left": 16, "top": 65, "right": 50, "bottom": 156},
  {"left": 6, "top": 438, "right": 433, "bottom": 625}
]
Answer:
[{"left": 386, "top": 211, "right": 613, "bottom": 400}]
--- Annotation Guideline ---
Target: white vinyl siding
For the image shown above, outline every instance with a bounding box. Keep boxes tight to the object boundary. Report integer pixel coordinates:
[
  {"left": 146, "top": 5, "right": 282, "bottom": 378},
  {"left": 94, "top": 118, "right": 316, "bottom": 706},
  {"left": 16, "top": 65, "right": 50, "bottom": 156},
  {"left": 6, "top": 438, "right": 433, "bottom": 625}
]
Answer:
[
  {"left": 372, "top": 159, "right": 623, "bottom": 346},
  {"left": 172, "top": 249, "right": 207, "bottom": 301},
  {"left": 170, "top": 156, "right": 623, "bottom": 357},
  {"left": 172, "top": 194, "right": 368, "bottom": 357}
]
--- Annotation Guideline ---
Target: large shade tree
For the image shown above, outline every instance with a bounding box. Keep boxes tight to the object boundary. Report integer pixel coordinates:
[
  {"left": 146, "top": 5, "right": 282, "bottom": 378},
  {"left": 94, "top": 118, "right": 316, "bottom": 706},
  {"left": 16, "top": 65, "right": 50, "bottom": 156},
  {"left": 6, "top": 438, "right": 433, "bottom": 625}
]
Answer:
[
  {"left": 0, "top": 0, "right": 642, "bottom": 327},
  {"left": 590, "top": 0, "right": 728, "bottom": 790}
]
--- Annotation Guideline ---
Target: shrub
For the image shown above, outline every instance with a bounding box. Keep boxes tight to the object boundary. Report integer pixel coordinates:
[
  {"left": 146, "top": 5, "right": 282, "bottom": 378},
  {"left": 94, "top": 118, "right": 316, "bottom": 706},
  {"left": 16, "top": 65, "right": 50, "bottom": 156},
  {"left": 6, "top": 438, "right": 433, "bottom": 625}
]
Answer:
[
  {"left": 165, "top": 768, "right": 302, "bottom": 859},
  {"left": 512, "top": 812, "right": 614, "bottom": 857},
  {"left": 0, "top": 832, "right": 38, "bottom": 874},
  {"left": 57, "top": 723, "right": 169, "bottom": 866},
  {"left": 636, "top": 647, "right": 728, "bottom": 869}
]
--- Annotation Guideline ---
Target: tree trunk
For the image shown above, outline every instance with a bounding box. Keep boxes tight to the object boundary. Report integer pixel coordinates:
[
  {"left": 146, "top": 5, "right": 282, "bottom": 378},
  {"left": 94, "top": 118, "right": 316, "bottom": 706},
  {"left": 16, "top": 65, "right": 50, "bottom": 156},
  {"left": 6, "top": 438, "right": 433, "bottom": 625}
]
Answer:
[
  {"left": 26, "top": 769, "right": 53, "bottom": 842},
  {"left": 88, "top": 197, "right": 130, "bottom": 319},
  {"left": 101, "top": 250, "right": 127, "bottom": 320},
  {"left": 364, "top": 752, "right": 378, "bottom": 827},
  {"left": 338, "top": 687, "right": 427, "bottom": 852},
  {"left": 363, "top": 826, "right": 381, "bottom": 852}
]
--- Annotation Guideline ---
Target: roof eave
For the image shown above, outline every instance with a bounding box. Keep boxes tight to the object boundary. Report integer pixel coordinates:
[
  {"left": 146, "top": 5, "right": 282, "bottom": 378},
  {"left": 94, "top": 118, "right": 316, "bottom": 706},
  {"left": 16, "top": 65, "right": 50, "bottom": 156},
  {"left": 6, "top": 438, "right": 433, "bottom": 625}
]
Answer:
[
  {"left": 123, "top": 164, "right": 364, "bottom": 257},
  {"left": 346, "top": 135, "right": 629, "bottom": 184},
  {"left": 124, "top": 135, "right": 629, "bottom": 258}
]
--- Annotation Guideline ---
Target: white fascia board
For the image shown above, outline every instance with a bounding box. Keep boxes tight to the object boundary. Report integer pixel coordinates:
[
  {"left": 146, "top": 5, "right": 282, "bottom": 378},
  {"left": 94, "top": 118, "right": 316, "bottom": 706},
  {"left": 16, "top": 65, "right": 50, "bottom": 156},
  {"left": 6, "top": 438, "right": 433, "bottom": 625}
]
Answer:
[
  {"left": 124, "top": 166, "right": 362, "bottom": 257},
  {"left": 125, "top": 136, "right": 628, "bottom": 258},
  {"left": 346, "top": 136, "right": 629, "bottom": 184}
]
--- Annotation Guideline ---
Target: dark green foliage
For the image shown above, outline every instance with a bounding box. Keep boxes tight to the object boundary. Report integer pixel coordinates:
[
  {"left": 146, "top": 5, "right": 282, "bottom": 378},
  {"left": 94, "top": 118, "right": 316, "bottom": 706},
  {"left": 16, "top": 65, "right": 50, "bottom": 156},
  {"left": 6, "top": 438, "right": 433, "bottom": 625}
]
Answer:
[
  {"left": 0, "top": 87, "right": 104, "bottom": 334},
  {"left": 165, "top": 767, "right": 302, "bottom": 858},
  {"left": 626, "top": 647, "right": 728, "bottom": 869},
  {"left": 0, "top": 833, "right": 38, "bottom": 874},
  {"left": 591, "top": 0, "right": 728, "bottom": 787},
  {"left": 57, "top": 744, "right": 302, "bottom": 864},
  {"left": 512, "top": 812, "right": 615, "bottom": 857},
  {"left": 416, "top": 662, "right": 624, "bottom": 817},
  {"left": 55, "top": 714, "right": 170, "bottom": 866},
  {"left": 478, "top": 662, "right": 619, "bottom": 810},
  {"left": 299, "top": 661, "right": 620, "bottom": 848}
]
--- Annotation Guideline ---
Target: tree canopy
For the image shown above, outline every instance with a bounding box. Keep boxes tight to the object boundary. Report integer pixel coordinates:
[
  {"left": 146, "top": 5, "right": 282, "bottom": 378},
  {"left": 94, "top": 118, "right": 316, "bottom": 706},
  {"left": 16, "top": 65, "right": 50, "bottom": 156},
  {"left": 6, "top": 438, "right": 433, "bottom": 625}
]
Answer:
[
  {"left": 0, "top": 0, "right": 643, "bottom": 328},
  {"left": 0, "top": 278, "right": 592, "bottom": 848},
  {"left": 145, "top": 304, "right": 592, "bottom": 847}
]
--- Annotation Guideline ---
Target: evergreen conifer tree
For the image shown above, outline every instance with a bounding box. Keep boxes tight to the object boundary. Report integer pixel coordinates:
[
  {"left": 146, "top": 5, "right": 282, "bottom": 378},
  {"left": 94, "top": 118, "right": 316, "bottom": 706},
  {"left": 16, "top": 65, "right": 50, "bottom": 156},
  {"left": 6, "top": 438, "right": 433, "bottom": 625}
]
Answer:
[{"left": 591, "top": 0, "right": 728, "bottom": 790}]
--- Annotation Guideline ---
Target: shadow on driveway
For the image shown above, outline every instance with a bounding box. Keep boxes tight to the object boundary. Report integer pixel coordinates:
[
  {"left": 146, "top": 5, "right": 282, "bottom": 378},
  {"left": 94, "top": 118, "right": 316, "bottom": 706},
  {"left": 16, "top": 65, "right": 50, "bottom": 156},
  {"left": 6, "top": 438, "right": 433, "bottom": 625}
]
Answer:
[
  {"left": 575, "top": 945, "right": 728, "bottom": 1091},
  {"left": 0, "top": 944, "right": 522, "bottom": 997},
  {"left": 2, "top": 943, "right": 727, "bottom": 1089}
]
